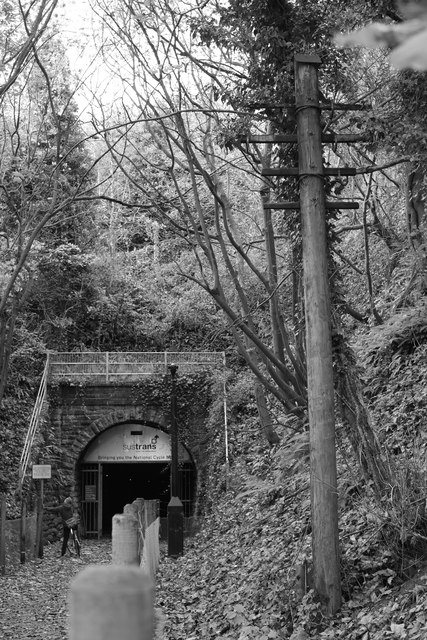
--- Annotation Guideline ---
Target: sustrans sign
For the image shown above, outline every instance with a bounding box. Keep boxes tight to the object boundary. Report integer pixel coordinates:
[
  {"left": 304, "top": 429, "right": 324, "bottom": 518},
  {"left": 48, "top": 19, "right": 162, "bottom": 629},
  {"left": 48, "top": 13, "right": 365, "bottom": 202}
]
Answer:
[{"left": 82, "top": 423, "right": 191, "bottom": 463}]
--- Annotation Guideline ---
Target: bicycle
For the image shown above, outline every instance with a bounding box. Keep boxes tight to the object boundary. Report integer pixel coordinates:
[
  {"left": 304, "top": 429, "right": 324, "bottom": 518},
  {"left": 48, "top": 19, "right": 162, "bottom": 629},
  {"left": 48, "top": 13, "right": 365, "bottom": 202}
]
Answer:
[{"left": 66, "top": 516, "right": 81, "bottom": 558}]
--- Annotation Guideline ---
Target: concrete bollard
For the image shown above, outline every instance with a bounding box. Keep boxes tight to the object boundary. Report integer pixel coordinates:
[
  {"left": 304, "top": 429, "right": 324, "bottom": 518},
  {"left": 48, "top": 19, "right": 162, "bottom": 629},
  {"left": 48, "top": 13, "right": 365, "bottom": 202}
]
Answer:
[
  {"left": 112, "top": 513, "right": 139, "bottom": 565},
  {"left": 133, "top": 497, "right": 145, "bottom": 511},
  {"left": 132, "top": 498, "right": 145, "bottom": 532},
  {"left": 132, "top": 498, "right": 145, "bottom": 525},
  {"left": 69, "top": 565, "right": 153, "bottom": 640},
  {"left": 124, "top": 503, "right": 139, "bottom": 518},
  {"left": 132, "top": 498, "right": 145, "bottom": 560}
]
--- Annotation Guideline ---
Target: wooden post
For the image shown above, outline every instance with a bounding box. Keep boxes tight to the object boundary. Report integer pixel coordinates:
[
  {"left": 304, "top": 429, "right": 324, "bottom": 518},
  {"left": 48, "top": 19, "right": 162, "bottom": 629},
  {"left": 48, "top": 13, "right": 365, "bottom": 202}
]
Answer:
[
  {"left": 294, "top": 53, "right": 341, "bottom": 615},
  {"left": 35, "top": 478, "right": 44, "bottom": 558},
  {"left": 20, "top": 499, "right": 27, "bottom": 564},
  {"left": 112, "top": 513, "right": 139, "bottom": 565},
  {"left": 167, "top": 496, "right": 184, "bottom": 558},
  {"left": 0, "top": 492, "right": 6, "bottom": 575},
  {"left": 69, "top": 565, "right": 153, "bottom": 640}
]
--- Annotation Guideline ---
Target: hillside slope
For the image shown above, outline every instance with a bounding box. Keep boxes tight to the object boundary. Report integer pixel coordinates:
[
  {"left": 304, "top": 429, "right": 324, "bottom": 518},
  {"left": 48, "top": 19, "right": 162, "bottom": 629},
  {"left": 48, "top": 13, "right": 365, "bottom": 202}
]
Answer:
[{"left": 156, "top": 304, "right": 427, "bottom": 639}]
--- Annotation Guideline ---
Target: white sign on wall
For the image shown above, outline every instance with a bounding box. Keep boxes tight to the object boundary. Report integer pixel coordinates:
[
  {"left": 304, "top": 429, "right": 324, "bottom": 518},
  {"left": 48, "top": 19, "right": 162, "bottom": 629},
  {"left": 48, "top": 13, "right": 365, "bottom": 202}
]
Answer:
[
  {"left": 82, "top": 423, "right": 191, "bottom": 463},
  {"left": 32, "top": 464, "right": 52, "bottom": 479}
]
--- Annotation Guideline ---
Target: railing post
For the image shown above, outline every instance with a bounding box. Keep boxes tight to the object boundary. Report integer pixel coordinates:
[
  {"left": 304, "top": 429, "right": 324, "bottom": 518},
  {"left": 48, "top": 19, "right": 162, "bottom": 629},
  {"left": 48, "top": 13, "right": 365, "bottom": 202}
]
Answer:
[
  {"left": 46, "top": 351, "right": 51, "bottom": 380},
  {"left": 106, "top": 352, "right": 109, "bottom": 383},
  {"left": 0, "top": 493, "right": 6, "bottom": 575},
  {"left": 20, "top": 500, "right": 27, "bottom": 564},
  {"left": 223, "top": 352, "right": 229, "bottom": 490}
]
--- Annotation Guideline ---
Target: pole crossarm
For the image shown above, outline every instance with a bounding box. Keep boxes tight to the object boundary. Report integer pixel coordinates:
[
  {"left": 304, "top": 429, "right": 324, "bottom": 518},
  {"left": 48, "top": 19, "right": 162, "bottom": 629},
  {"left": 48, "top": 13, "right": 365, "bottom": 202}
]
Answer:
[
  {"left": 237, "top": 133, "right": 370, "bottom": 144},
  {"left": 262, "top": 167, "right": 357, "bottom": 177},
  {"left": 264, "top": 201, "right": 359, "bottom": 210}
]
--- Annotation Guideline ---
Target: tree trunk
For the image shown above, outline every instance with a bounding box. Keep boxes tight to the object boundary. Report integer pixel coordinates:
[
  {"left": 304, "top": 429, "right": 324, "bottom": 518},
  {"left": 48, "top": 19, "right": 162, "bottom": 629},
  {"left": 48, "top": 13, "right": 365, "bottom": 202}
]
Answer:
[
  {"left": 0, "top": 300, "right": 20, "bottom": 407},
  {"left": 253, "top": 378, "right": 280, "bottom": 445},
  {"left": 332, "top": 322, "right": 393, "bottom": 496},
  {"left": 406, "top": 166, "right": 427, "bottom": 294},
  {"left": 362, "top": 174, "right": 383, "bottom": 324},
  {"left": 260, "top": 134, "right": 286, "bottom": 365},
  {"left": 209, "top": 168, "right": 283, "bottom": 444},
  {"left": 370, "top": 196, "right": 402, "bottom": 282}
]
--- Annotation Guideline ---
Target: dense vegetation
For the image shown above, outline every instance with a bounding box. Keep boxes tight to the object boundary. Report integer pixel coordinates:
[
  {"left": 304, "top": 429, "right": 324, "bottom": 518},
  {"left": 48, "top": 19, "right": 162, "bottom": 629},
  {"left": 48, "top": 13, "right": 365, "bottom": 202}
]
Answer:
[{"left": 1, "top": 0, "right": 426, "bottom": 634}]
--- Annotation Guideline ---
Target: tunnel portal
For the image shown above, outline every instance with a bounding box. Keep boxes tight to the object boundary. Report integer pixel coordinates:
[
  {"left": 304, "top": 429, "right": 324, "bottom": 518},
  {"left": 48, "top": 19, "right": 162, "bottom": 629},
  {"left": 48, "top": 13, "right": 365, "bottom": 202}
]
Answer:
[{"left": 79, "top": 422, "right": 196, "bottom": 537}]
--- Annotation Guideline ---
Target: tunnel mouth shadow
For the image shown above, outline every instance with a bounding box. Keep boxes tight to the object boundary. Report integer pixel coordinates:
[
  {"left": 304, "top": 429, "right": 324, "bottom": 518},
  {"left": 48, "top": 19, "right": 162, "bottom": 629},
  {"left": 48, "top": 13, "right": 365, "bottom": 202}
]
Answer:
[
  {"left": 78, "top": 421, "right": 196, "bottom": 537},
  {"left": 101, "top": 462, "right": 170, "bottom": 534}
]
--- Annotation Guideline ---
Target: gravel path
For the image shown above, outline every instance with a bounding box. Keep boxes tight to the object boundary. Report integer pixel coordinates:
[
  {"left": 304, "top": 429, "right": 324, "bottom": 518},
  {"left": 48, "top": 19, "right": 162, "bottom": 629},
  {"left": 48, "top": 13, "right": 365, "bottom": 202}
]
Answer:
[{"left": 0, "top": 539, "right": 112, "bottom": 640}]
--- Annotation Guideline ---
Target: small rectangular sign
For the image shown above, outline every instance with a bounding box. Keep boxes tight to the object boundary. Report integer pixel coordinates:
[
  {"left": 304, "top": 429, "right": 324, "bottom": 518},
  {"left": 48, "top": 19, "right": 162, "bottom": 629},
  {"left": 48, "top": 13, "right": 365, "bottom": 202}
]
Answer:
[
  {"left": 85, "top": 484, "right": 97, "bottom": 501},
  {"left": 32, "top": 465, "right": 51, "bottom": 479}
]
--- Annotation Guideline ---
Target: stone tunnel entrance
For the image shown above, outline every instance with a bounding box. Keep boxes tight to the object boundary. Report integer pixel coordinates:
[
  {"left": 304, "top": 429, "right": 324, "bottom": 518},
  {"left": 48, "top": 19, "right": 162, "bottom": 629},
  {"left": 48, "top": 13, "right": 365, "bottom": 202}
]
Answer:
[{"left": 78, "top": 421, "right": 196, "bottom": 537}]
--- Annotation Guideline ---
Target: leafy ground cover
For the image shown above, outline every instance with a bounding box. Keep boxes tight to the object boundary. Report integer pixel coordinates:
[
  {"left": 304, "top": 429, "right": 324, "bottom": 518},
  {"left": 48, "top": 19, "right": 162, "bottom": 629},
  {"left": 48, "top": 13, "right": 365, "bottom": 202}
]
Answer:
[
  {"left": 0, "top": 539, "right": 111, "bottom": 640},
  {"left": 1, "top": 491, "right": 427, "bottom": 640},
  {"left": 1, "top": 309, "right": 426, "bottom": 639},
  {"left": 157, "top": 479, "right": 427, "bottom": 640}
]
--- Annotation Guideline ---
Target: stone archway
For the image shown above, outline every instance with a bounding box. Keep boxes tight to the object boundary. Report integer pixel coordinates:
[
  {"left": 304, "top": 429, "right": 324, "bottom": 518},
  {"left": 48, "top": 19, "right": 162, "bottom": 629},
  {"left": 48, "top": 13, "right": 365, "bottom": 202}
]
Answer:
[
  {"left": 46, "top": 378, "right": 213, "bottom": 537},
  {"left": 51, "top": 407, "right": 166, "bottom": 516},
  {"left": 76, "top": 419, "right": 196, "bottom": 537}
]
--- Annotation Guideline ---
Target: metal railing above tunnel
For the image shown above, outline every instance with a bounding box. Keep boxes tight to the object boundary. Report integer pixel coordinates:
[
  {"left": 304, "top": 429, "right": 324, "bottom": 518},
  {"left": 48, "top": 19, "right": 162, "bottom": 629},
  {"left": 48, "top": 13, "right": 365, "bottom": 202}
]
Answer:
[{"left": 48, "top": 351, "right": 225, "bottom": 383}]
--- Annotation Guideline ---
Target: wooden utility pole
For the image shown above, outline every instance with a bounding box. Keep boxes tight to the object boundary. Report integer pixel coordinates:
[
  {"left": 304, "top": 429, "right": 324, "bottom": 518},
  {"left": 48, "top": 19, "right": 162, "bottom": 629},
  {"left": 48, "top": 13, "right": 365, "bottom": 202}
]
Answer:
[
  {"left": 294, "top": 54, "right": 341, "bottom": 615},
  {"left": 239, "top": 54, "right": 355, "bottom": 613},
  {"left": 35, "top": 479, "right": 44, "bottom": 558}
]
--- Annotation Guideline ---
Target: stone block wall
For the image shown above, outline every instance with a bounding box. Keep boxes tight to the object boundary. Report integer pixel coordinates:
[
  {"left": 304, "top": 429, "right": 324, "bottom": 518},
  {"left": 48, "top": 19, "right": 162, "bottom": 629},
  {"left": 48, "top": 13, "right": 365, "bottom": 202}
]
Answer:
[{"left": 43, "top": 377, "right": 213, "bottom": 515}]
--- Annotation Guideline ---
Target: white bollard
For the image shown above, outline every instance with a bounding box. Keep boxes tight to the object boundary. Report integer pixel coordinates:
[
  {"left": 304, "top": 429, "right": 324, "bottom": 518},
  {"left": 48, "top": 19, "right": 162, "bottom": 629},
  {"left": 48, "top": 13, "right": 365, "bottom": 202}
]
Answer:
[
  {"left": 69, "top": 565, "right": 153, "bottom": 640},
  {"left": 131, "top": 499, "right": 145, "bottom": 561},
  {"left": 133, "top": 499, "right": 146, "bottom": 562},
  {"left": 124, "top": 503, "right": 139, "bottom": 518},
  {"left": 133, "top": 497, "right": 145, "bottom": 518},
  {"left": 112, "top": 513, "right": 139, "bottom": 565},
  {"left": 133, "top": 497, "right": 145, "bottom": 512},
  {"left": 132, "top": 499, "right": 145, "bottom": 534}
]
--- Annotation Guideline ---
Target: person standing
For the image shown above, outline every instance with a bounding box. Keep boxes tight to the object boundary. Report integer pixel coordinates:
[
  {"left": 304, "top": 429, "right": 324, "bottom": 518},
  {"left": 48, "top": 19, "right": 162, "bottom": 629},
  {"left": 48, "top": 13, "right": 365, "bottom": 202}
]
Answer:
[{"left": 45, "top": 496, "right": 75, "bottom": 557}]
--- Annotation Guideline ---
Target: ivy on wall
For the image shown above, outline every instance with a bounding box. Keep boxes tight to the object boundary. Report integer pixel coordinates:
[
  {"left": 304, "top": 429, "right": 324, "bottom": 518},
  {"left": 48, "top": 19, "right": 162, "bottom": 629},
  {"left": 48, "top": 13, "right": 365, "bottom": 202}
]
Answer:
[{"left": 41, "top": 370, "right": 223, "bottom": 508}]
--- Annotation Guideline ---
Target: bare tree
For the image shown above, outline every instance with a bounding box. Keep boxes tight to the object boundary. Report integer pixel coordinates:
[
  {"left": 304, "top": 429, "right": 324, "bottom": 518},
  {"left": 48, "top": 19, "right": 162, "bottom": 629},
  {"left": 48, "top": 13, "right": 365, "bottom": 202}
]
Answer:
[
  {"left": 0, "top": 0, "right": 59, "bottom": 102},
  {"left": 0, "top": 30, "right": 114, "bottom": 405},
  {"left": 87, "top": 0, "right": 310, "bottom": 442},
  {"left": 87, "top": 2, "right": 402, "bottom": 500}
]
